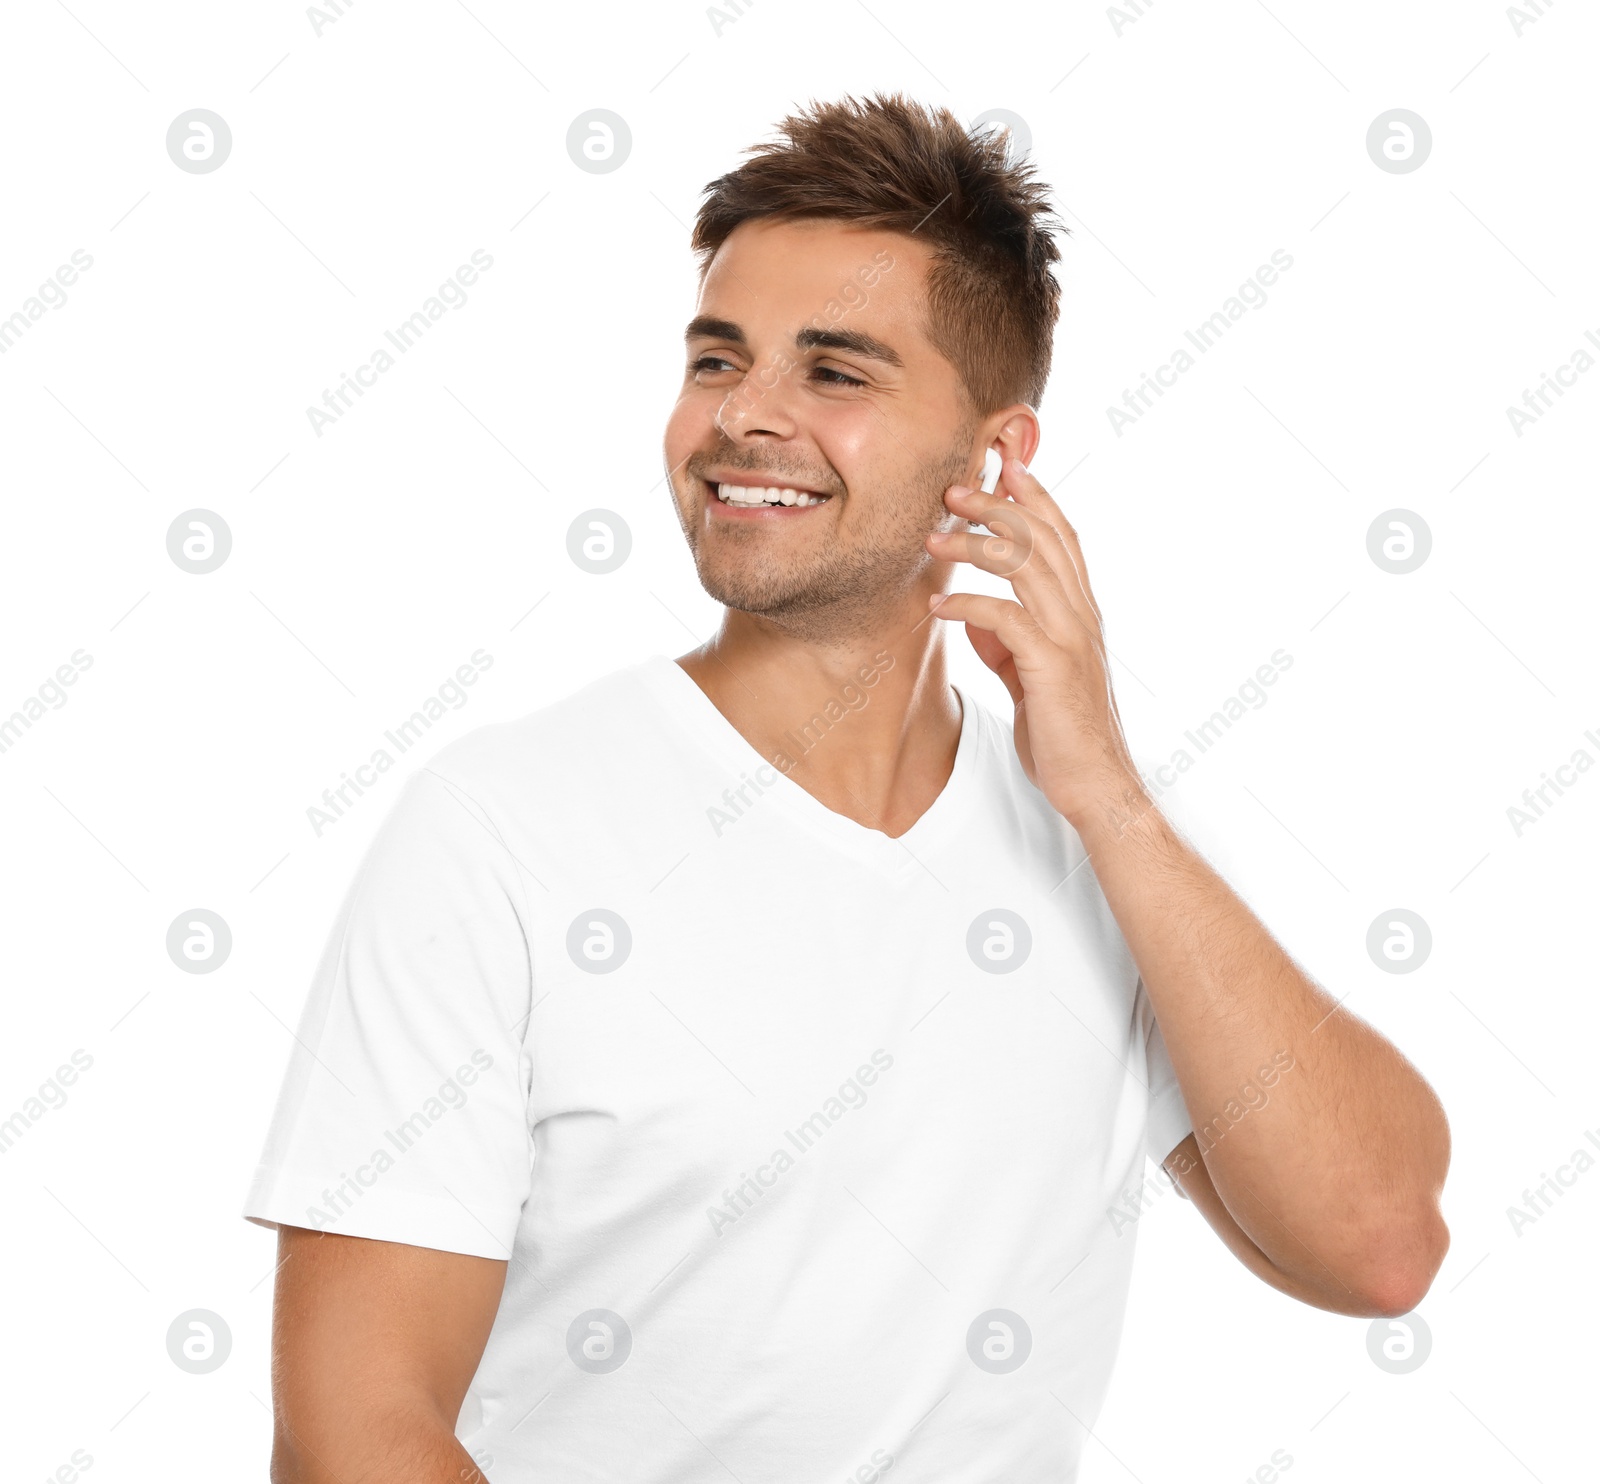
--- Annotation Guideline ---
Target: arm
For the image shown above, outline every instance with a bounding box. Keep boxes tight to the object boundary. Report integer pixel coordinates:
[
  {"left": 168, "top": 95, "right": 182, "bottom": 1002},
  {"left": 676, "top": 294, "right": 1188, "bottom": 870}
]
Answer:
[
  {"left": 1157, "top": 1128, "right": 1443, "bottom": 1319},
  {"left": 1079, "top": 778, "right": 1450, "bottom": 1317},
  {"left": 270, "top": 1225, "right": 507, "bottom": 1483},
  {"left": 929, "top": 450, "right": 1451, "bottom": 1317}
]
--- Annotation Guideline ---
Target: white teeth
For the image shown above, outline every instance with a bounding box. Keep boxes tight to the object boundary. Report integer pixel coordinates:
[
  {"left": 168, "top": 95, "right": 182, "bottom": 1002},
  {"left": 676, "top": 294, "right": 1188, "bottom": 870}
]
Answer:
[{"left": 715, "top": 482, "right": 829, "bottom": 507}]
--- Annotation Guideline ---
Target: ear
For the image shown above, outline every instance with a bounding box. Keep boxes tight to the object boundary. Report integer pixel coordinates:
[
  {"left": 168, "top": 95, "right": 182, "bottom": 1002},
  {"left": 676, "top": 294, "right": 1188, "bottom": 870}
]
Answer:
[{"left": 972, "top": 407, "right": 1040, "bottom": 490}]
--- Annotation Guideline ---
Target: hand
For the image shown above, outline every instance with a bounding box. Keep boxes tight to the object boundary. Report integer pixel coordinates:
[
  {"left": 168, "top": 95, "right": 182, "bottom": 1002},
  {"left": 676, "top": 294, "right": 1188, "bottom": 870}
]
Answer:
[{"left": 925, "top": 457, "right": 1150, "bottom": 834}]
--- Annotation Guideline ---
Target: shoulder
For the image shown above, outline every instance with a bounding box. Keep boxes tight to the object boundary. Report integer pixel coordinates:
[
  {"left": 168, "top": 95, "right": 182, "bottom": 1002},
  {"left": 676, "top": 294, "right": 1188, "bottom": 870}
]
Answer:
[{"left": 420, "top": 657, "right": 661, "bottom": 800}]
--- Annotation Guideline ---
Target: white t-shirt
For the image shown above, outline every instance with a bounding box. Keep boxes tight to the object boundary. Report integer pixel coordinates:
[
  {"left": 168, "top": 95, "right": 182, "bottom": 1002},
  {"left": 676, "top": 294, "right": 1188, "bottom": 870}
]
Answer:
[{"left": 244, "top": 653, "right": 1193, "bottom": 1483}]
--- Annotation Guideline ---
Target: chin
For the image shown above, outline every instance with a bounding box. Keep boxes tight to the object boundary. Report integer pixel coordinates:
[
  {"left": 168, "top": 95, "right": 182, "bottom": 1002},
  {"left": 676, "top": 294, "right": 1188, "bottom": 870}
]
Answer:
[{"left": 694, "top": 568, "right": 805, "bottom": 616}]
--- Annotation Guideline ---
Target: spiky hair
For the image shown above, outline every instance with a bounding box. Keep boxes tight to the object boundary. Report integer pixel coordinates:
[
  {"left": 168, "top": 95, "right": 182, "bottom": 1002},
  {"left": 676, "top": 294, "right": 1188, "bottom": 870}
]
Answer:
[{"left": 691, "top": 92, "right": 1065, "bottom": 412}]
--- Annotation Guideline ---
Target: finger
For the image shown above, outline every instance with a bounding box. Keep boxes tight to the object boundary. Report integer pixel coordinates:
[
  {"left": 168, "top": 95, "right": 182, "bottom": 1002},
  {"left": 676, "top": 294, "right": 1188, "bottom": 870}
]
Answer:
[
  {"left": 928, "top": 491, "right": 1082, "bottom": 642},
  {"left": 997, "top": 458, "right": 1104, "bottom": 626},
  {"left": 936, "top": 486, "right": 1103, "bottom": 652},
  {"left": 934, "top": 487, "right": 1079, "bottom": 608},
  {"left": 927, "top": 591, "right": 1057, "bottom": 672}
]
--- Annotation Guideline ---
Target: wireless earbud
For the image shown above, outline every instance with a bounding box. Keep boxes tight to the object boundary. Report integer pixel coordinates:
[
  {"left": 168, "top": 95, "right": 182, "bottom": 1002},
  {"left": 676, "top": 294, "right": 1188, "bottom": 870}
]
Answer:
[{"left": 980, "top": 446, "right": 1002, "bottom": 494}]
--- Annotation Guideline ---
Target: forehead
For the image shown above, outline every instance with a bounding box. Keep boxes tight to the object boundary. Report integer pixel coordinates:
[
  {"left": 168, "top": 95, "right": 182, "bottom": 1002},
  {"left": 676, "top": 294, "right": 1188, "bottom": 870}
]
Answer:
[{"left": 697, "top": 218, "right": 935, "bottom": 340}]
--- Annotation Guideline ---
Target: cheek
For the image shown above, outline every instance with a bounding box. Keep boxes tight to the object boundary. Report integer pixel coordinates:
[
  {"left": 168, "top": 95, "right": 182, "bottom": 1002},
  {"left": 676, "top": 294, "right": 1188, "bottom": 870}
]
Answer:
[
  {"left": 664, "top": 386, "right": 720, "bottom": 451},
  {"left": 810, "top": 403, "right": 887, "bottom": 485}
]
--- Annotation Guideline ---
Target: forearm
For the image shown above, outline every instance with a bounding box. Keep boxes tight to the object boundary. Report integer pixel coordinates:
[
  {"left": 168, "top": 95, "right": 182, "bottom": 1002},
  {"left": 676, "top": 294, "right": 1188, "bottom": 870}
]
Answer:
[{"left": 1072, "top": 781, "right": 1451, "bottom": 1310}]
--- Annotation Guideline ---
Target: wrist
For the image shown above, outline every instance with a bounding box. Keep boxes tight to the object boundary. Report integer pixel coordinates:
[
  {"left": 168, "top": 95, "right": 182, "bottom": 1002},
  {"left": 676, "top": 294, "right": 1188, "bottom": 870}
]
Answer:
[{"left": 1058, "top": 767, "right": 1160, "bottom": 844}]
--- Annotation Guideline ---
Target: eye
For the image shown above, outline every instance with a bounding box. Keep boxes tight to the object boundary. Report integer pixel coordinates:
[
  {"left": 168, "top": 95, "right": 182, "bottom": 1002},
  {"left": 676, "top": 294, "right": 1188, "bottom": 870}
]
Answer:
[
  {"left": 690, "top": 354, "right": 739, "bottom": 375},
  {"left": 812, "top": 365, "right": 865, "bottom": 387}
]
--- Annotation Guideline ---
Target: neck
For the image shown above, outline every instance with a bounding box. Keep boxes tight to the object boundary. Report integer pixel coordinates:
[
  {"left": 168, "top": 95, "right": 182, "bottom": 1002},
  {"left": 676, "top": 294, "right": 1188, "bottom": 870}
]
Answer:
[{"left": 675, "top": 607, "right": 963, "bottom": 839}]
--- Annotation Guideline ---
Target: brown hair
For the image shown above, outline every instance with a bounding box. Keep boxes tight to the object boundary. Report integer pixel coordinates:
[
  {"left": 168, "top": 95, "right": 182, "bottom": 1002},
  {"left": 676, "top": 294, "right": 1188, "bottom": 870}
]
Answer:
[{"left": 691, "top": 93, "right": 1065, "bottom": 414}]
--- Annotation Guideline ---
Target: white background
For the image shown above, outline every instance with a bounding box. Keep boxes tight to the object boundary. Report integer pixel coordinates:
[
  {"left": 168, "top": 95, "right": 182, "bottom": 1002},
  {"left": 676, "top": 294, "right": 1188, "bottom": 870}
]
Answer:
[{"left": 1, "top": 1, "right": 1594, "bottom": 1479}]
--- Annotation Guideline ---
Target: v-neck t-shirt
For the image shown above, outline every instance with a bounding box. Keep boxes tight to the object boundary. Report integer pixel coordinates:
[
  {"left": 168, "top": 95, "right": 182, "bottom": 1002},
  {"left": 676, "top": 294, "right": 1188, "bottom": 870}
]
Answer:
[{"left": 243, "top": 652, "right": 1193, "bottom": 1484}]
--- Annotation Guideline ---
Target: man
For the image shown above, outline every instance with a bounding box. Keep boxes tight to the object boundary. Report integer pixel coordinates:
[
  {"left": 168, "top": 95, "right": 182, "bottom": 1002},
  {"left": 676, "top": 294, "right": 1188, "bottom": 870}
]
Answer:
[{"left": 246, "top": 94, "right": 1450, "bottom": 1483}]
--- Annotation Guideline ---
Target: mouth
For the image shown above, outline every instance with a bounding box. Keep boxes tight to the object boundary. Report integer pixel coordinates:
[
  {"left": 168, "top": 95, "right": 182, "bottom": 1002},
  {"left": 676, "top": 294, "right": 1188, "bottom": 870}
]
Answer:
[{"left": 704, "top": 477, "right": 835, "bottom": 514}]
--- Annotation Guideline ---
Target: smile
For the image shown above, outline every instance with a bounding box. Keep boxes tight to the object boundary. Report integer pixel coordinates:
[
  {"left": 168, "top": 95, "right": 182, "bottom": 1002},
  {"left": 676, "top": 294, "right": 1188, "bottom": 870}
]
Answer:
[{"left": 713, "top": 481, "right": 833, "bottom": 509}]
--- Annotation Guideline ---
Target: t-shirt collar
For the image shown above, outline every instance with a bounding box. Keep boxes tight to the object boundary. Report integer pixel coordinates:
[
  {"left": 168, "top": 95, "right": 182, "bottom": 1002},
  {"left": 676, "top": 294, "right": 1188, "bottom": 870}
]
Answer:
[{"left": 639, "top": 652, "right": 982, "bottom": 875}]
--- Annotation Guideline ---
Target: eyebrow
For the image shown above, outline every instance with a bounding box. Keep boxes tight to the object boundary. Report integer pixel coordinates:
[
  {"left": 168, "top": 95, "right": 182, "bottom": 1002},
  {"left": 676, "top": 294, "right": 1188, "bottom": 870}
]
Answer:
[{"left": 684, "top": 315, "right": 903, "bottom": 368}]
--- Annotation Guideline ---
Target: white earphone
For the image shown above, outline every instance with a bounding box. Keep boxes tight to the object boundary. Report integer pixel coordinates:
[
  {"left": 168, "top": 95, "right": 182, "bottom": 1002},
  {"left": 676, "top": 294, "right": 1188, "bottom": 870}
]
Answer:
[{"left": 979, "top": 446, "right": 1003, "bottom": 494}]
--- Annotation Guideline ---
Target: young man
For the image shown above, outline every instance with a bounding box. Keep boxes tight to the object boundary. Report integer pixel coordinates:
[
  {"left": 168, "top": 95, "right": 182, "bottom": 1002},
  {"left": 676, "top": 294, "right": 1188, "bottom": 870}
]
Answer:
[{"left": 246, "top": 94, "right": 1450, "bottom": 1483}]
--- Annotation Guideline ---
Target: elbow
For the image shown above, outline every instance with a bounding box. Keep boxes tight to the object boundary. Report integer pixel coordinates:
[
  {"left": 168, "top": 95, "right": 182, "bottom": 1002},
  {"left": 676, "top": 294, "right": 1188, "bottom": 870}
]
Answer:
[{"left": 1350, "top": 1207, "right": 1451, "bottom": 1318}]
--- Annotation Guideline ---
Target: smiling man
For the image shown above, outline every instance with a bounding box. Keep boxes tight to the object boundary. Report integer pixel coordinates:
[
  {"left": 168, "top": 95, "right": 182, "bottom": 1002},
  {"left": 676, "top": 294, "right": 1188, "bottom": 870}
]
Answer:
[{"left": 247, "top": 95, "right": 1451, "bottom": 1484}]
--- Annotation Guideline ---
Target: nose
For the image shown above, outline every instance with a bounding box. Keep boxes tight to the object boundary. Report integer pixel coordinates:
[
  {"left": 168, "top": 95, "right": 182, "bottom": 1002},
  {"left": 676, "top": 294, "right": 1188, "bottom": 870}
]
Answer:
[{"left": 716, "top": 350, "right": 802, "bottom": 442}]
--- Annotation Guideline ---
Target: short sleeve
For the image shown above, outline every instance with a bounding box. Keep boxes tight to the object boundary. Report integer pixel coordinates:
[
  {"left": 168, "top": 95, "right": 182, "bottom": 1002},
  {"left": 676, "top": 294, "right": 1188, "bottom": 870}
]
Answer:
[
  {"left": 243, "top": 766, "right": 534, "bottom": 1259},
  {"left": 1136, "top": 976, "right": 1193, "bottom": 1169}
]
